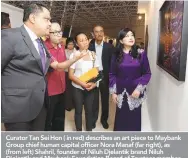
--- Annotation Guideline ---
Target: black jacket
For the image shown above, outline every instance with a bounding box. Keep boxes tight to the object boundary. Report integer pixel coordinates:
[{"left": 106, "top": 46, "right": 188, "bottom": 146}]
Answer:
[{"left": 89, "top": 41, "right": 115, "bottom": 84}]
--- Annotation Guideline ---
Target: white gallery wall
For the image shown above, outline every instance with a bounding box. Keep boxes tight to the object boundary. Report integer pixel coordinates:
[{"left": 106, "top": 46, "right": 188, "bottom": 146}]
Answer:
[
  {"left": 146, "top": 0, "right": 188, "bottom": 131},
  {"left": 1, "top": 2, "right": 23, "bottom": 28}
]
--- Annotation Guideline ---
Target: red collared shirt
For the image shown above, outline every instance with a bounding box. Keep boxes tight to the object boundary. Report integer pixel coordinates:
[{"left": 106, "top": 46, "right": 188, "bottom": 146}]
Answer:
[{"left": 45, "top": 39, "right": 66, "bottom": 96}]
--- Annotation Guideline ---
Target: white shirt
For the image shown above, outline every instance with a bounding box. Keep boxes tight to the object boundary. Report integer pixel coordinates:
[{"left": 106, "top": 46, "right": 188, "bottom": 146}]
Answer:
[
  {"left": 70, "top": 50, "right": 100, "bottom": 90},
  {"left": 65, "top": 48, "right": 76, "bottom": 60},
  {"left": 64, "top": 48, "right": 76, "bottom": 72},
  {"left": 95, "top": 41, "right": 103, "bottom": 71},
  {"left": 24, "top": 24, "right": 46, "bottom": 57}
]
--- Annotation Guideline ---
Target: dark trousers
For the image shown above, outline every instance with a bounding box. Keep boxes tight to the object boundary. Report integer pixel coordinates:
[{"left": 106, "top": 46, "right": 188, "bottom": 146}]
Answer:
[
  {"left": 45, "top": 93, "right": 65, "bottom": 131},
  {"left": 93, "top": 79, "right": 109, "bottom": 124},
  {"left": 72, "top": 87, "right": 95, "bottom": 131},
  {"left": 64, "top": 72, "right": 74, "bottom": 110},
  {"left": 4, "top": 105, "right": 47, "bottom": 131}
]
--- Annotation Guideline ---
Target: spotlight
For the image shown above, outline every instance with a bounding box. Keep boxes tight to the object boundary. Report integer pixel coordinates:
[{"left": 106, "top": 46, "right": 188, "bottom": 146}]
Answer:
[{"left": 138, "top": 15, "right": 142, "bottom": 20}]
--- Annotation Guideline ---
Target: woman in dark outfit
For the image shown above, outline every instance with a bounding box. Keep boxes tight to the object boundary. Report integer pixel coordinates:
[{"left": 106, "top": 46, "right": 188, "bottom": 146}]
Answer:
[{"left": 64, "top": 37, "right": 76, "bottom": 111}]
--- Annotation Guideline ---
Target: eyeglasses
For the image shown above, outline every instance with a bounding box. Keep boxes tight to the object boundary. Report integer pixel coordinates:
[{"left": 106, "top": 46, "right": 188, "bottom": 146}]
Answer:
[{"left": 49, "top": 31, "right": 63, "bottom": 36}]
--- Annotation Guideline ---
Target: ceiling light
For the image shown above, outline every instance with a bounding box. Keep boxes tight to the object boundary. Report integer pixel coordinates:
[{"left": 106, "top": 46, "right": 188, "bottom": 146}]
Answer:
[{"left": 138, "top": 15, "right": 142, "bottom": 20}]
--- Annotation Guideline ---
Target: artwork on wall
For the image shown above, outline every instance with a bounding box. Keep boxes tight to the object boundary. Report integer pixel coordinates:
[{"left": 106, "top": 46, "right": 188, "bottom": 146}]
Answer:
[
  {"left": 157, "top": 1, "right": 188, "bottom": 81},
  {"left": 145, "top": 25, "right": 149, "bottom": 53}
]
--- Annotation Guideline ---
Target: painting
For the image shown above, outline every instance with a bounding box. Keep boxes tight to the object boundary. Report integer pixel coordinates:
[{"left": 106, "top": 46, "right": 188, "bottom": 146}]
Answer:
[
  {"left": 157, "top": 1, "right": 188, "bottom": 81},
  {"left": 145, "top": 25, "right": 149, "bottom": 53}
]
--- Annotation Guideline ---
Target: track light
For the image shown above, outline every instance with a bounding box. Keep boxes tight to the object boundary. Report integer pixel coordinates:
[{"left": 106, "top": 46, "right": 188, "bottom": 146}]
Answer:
[{"left": 138, "top": 15, "right": 142, "bottom": 20}]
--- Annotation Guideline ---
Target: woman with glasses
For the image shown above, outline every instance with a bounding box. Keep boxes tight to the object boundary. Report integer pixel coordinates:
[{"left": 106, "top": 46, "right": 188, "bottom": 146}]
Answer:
[{"left": 64, "top": 38, "right": 76, "bottom": 111}]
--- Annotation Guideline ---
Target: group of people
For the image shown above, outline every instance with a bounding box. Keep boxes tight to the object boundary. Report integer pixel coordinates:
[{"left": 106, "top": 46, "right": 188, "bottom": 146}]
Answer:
[{"left": 1, "top": 3, "right": 151, "bottom": 131}]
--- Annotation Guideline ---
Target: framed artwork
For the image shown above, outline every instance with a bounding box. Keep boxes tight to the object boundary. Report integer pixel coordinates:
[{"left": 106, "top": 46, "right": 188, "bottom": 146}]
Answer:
[
  {"left": 145, "top": 25, "right": 149, "bottom": 53},
  {"left": 157, "top": 1, "right": 188, "bottom": 81}
]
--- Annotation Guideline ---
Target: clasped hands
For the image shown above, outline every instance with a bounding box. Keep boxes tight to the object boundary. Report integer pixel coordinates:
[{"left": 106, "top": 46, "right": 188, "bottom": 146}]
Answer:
[
  {"left": 112, "top": 89, "right": 140, "bottom": 105},
  {"left": 82, "top": 82, "right": 97, "bottom": 91}
]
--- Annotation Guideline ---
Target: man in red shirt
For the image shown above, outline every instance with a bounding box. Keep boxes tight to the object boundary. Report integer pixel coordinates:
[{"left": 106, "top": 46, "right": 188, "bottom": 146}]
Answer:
[{"left": 44, "top": 22, "right": 69, "bottom": 131}]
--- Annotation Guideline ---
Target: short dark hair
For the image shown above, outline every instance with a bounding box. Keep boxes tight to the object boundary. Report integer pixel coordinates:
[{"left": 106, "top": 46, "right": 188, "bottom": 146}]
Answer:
[
  {"left": 1, "top": 12, "right": 10, "bottom": 27},
  {"left": 23, "top": 3, "right": 49, "bottom": 22},
  {"left": 65, "top": 37, "right": 75, "bottom": 49},
  {"left": 92, "top": 24, "right": 104, "bottom": 32},
  {"left": 74, "top": 32, "right": 88, "bottom": 50},
  {"left": 109, "top": 39, "right": 113, "bottom": 44},
  {"left": 74, "top": 32, "right": 88, "bottom": 43}
]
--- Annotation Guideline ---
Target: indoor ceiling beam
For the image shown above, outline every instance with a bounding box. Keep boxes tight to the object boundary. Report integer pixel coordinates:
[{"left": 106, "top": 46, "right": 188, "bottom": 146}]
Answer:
[{"left": 91, "top": 1, "right": 112, "bottom": 24}]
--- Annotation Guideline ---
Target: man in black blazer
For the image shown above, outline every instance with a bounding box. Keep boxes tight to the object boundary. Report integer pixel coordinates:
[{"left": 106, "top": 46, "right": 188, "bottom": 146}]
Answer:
[
  {"left": 89, "top": 25, "right": 115, "bottom": 129},
  {"left": 1, "top": 3, "right": 86, "bottom": 131}
]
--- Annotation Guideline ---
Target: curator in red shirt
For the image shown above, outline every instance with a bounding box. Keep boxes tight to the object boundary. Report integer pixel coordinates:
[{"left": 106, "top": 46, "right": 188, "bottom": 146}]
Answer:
[
  {"left": 44, "top": 22, "right": 68, "bottom": 131},
  {"left": 45, "top": 38, "right": 66, "bottom": 96}
]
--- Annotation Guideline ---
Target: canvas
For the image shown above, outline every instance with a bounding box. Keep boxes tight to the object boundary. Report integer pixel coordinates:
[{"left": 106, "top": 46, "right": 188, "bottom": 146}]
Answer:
[{"left": 157, "top": 1, "right": 188, "bottom": 81}]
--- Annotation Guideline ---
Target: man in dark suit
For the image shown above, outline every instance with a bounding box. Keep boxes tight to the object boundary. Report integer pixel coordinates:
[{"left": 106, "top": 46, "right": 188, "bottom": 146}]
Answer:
[
  {"left": 89, "top": 25, "right": 115, "bottom": 129},
  {"left": 1, "top": 12, "right": 11, "bottom": 131},
  {"left": 1, "top": 3, "right": 86, "bottom": 131}
]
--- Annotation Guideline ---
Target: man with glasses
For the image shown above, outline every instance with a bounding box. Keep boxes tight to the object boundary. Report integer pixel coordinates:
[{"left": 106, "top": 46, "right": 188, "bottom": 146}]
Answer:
[{"left": 44, "top": 21, "right": 68, "bottom": 131}]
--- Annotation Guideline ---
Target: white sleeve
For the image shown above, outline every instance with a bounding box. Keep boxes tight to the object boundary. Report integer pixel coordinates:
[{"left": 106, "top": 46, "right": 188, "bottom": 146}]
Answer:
[
  {"left": 95, "top": 54, "right": 101, "bottom": 87},
  {"left": 94, "top": 54, "right": 100, "bottom": 68},
  {"left": 69, "top": 53, "right": 76, "bottom": 69},
  {"left": 96, "top": 81, "right": 100, "bottom": 87}
]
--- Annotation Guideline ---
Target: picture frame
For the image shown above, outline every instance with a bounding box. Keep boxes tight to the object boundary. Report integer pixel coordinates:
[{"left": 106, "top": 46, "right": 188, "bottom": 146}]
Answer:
[
  {"left": 145, "top": 25, "right": 149, "bottom": 53},
  {"left": 157, "top": 1, "right": 188, "bottom": 81}
]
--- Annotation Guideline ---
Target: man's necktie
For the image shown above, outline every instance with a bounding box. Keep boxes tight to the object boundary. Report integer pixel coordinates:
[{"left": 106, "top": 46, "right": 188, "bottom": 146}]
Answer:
[{"left": 36, "top": 38, "right": 46, "bottom": 73}]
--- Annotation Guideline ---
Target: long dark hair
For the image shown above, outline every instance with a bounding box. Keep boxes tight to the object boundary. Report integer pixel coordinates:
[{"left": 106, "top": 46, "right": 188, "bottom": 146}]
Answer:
[{"left": 116, "top": 28, "right": 140, "bottom": 64}]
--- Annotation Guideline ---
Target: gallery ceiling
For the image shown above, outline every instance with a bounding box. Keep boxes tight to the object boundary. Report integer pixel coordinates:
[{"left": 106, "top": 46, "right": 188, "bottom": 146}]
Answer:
[{"left": 3, "top": 1, "right": 145, "bottom": 38}]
